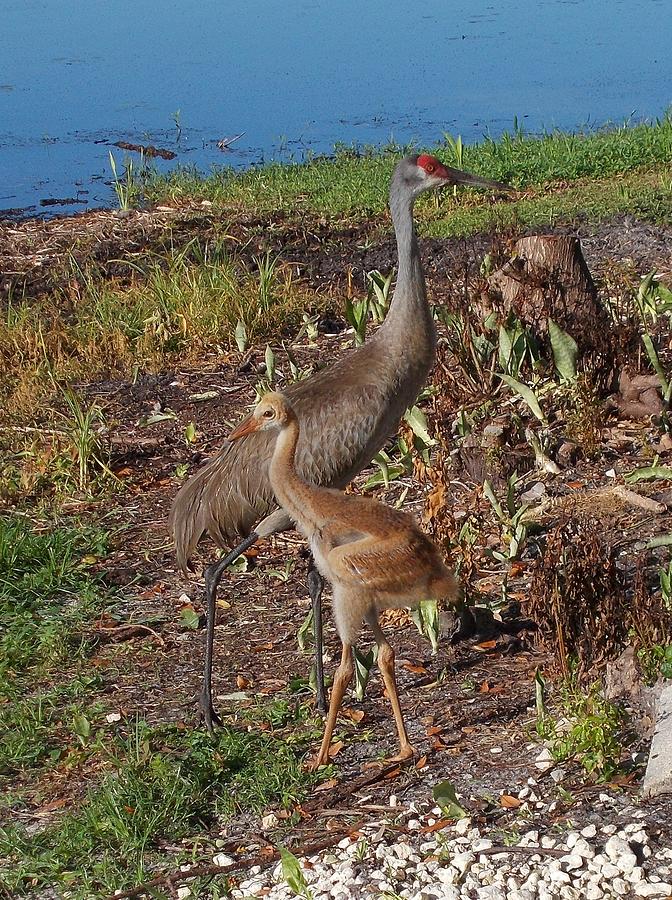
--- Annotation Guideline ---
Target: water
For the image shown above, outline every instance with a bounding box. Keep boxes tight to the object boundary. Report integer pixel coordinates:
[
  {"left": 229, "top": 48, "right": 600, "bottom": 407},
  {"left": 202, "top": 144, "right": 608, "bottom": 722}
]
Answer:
[{"left": 2, "top": 0, "right": 671, "bottom": 215}]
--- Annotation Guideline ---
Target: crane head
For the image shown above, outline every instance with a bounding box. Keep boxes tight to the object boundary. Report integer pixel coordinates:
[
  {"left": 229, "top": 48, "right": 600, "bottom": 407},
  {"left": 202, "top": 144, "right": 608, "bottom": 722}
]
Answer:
[
  {"left": 405, "top": 153, "right": 512, "bottom": 195},
  {"left": 228, "top": 391, "right": 294, "bottom": 441}
]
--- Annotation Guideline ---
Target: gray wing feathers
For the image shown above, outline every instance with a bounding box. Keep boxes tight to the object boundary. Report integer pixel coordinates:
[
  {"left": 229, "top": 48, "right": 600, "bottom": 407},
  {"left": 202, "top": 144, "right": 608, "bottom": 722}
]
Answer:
[{"left": 170, "top": 341, "right": 428, "bottom": 568}]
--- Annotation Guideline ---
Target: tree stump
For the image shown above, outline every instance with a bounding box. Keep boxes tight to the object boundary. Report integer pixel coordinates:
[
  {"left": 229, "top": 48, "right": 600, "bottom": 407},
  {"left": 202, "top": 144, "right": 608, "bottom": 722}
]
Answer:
[{"left": 485, "top": 235, "right": 612, "bottom": 355}]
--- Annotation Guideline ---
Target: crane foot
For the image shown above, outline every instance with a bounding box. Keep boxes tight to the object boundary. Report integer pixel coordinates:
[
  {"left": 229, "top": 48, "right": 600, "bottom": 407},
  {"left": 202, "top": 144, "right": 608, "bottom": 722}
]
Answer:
[{"left": 200, "top": 693, "right": 222, "bottom": 735}]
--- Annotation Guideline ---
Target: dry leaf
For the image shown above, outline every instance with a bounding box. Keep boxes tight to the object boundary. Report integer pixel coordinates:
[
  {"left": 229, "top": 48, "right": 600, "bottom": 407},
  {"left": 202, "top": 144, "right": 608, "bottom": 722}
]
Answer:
[
  {"left": 474, "top": 640, "right": 497, "bottom": 651},
  {"left": 479, "top": 680, "right": 491, "bottom": 693},
  {"left": 328, "top": 741, "right": 343, "bottom": 758},
  {"left": 34, "top": 798, "right": 67, "bottom": 817},
  {"left": 403, "top": 662, "right": 429, "bottom": 675},
  {"left": 314, "top": 778, "right": 339, "bottom": 792},
  {"left": 415, "top": 755, "right": 428, "bottom": 770},
  {"left": 426, "top": 725, "right": 443, "bottom": 736},
  {"left": 341, "top": 707, "right": 365, "bottom": 724},
  {"left": 385, "top": 766, "right": 402, "bottom": 778},
  {"left": 236, "top": 675, "right": 251, "bottom": 689},
  {"left": 420, "top": 818, "right": 453, "bottom": 834},
  {"left": 252, "top": 642, "right": 274, "bottom": 652},
  {"left": 499, "top": 794, "right": 523, "bottom": 809}
]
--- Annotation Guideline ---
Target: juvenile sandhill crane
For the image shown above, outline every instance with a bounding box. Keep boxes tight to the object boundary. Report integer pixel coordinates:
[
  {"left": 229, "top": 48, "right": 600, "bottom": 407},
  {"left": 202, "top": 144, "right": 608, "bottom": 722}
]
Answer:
[
  {"left": 170, "top": 154, "right": 509, "bottom": 730},
  {"left": 229, "top": 392, "right": 459, "bottom": 767}
]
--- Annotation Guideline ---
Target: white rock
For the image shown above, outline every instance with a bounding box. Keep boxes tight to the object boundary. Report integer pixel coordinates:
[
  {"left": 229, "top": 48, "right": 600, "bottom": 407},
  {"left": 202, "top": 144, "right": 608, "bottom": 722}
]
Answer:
[
  {"left": 601, "top": 862, "right": 622, "bottom": 879},
  {"left": 581, "top": 824, "right": 598, "bottom": 839},
  {"left": 177, "top": 889, "right": 191, "bottom": 900},
  {"left": 634, "top": 884, "right": 672, "bottom": 897},
  {"left": 452, "top": 851, "right": 475, "bottom": 873},
  {"left": 612, "top": 878, "right": 630, "bottom": 896},
  {"left": 535, "top": 748, "right": 555, "bottom": 770},
  {"left": 551, "top": 767, "right": 567, "bottom": 783},
  {"left": 584, "top": 885, "right": 603, "bottom": 900},
  {"left": 473, "top": 839, "right": 494, "bottom": 852},
  {"left": 549, "top": 869, "right": 571, "bottom": 884},
  {"left": 628, "top": 868, "right": 646, "bottom": 883},
  {"left": 541, "top": 836, "right": 557, "bottom": 849},
  {"left": 454, "top": 817, "right": 472, "bottom": 835},
  {"left": 560, "top": 853, "right": 585, "bottom": 871},
  {"left": 560, "top": 888, "right": 581, "bottom": 900},
  {"left": 261, "top": 813, "right": 279, "bottom": 829},
  {"left": 630, "top": 829, "right": 650, "bottom": 845},
  {"left": 605, "top": 834, "right": 635, "bottom": 865},
  {"left": 519, "top": 830, "right": 539, "bottom": 847},
  {"left": 213, "top": 853, "right": 234, "bottom": 867},
  {"left": 602, "top": 824, "right": 617, "bottom": 835},
  {"left": 571, "top": 838, "right": 594, "bottom": 859}
]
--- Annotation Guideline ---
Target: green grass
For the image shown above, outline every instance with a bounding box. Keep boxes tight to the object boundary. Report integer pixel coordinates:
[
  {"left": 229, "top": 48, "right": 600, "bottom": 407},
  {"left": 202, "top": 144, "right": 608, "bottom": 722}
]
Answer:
[
  {"left": 0, "top": 516, "right": 111, "bottom": 699},
  {"left": 1, "top": 720, "right": 316, "bottom": 897},
  {"left": 146, "top": 115, "right": 672, "bottom": 229},
  {"left": 0, "top": 516, "right": 317, "bottom": 897}
]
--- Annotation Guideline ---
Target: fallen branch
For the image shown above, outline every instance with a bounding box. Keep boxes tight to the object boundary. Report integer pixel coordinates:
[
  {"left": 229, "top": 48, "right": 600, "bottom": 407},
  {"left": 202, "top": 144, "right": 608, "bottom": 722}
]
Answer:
[{"left": 103, "top": 825, "right": 362, "bottom": 900}]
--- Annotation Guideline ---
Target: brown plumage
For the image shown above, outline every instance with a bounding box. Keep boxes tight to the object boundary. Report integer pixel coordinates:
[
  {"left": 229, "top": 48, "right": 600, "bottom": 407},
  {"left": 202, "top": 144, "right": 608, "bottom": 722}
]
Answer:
[
  {"left": 169, "top": 154, "right": 510, "bottom": 729},
  {"left": 228, "top": 392, "right": 459, "bottom": 767}
]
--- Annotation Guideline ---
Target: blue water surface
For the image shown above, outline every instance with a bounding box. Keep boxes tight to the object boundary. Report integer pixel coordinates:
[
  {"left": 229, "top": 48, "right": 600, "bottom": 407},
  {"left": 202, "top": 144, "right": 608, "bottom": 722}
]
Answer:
[{"left": 2, "top": 0, "right": 671, "bottom": 214}]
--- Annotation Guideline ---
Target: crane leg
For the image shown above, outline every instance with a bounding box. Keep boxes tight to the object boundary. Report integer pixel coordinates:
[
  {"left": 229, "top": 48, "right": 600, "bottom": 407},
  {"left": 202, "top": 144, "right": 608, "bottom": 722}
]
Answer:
[
  {"left": 310, "top": 642, "right": 353, "bottom": 769},
  {"left": 201, "top": 532, "right": 259, "bottom": 734},
  {"left": 307, "top": 558, "right": 326, "bottom": 713},
  {"left": 367, "top": 613, "right": 414, "bottom": 762}
]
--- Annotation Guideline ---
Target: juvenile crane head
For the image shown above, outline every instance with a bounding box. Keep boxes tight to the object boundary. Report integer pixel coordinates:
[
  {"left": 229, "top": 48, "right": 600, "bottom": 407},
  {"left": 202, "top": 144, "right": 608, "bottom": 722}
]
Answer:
[
  {"left": 228, "top": 391, "right": 294, "bottom": 441},
  {"left": 397, "top": 153, "right": 512, "bottom": 197}
]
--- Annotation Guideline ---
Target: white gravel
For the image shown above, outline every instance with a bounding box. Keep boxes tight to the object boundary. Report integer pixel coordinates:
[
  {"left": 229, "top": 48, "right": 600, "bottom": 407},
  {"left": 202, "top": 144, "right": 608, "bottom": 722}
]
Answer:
[{"left": 229, "top": 805, "right": 672, "bottom": 900}]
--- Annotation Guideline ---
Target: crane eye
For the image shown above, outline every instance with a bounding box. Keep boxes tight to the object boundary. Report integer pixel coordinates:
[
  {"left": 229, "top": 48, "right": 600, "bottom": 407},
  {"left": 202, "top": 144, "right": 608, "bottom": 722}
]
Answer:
[
  {"left": 262, "top": 409, "right": 274, "bottom": 418},
  {"left": 425, "top": 162, "right": 435, "bottom": 174}
]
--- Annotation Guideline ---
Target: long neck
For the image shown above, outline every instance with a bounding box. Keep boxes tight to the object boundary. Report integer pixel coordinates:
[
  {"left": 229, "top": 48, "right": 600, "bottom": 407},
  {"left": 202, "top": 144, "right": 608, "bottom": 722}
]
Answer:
[
  {"left": 268, "top": 417, "right": 324, "bottom": 537},
  {"left": 379, "top": 179, "right": 434, "bottom": 345}
]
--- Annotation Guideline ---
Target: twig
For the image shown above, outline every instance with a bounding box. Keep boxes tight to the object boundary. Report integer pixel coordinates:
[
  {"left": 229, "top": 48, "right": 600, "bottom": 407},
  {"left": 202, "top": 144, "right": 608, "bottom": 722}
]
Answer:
[
  {"left": 478, "top": 845, "right": 568, "bottom": 859},
  {"left": 302, "top": 760, "right": 409, "bottom": 812},
  {"left": 103, "top": 826, "right": 361, "bottom": 900}
]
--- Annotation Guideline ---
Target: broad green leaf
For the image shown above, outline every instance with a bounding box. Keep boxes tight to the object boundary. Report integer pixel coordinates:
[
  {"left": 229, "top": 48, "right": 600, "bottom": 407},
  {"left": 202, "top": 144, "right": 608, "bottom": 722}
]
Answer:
[
  {"left": 297, "top": 608, "right": 314, "bottom": 652},
  {"left": 535, "top": 669, "right": 546, "bottom": 719},
  {"left": 498, "top": 324, "right": 513, "bottom": 372},
  {"left": 264, "top": 344, "right": 276, "bottom": 383},
  {"left": 184, "top": 421, "right": 197, "bottom": 445},
  {"left": 72, "top": 714, "right": 91, "bottom": 741},
  {"left": 139, "top": 410, "right": 177, "bottom": 426},
  {"left": 353, "top": 645, "right": 377, "bottom": 701},
  {"left": 179, "top": 606, "right": 201, "bottom": 630},
  {"left": 404, "top": 405, "right": 435, "bottom": 446},
  {"left": 279, "top": 846, "right": 311, "bottom": 899},
  {"left": 548, "top": 318, "right": 578, "bottom": 382},
  {"left": 235, "top": 319, "right": 248, "bottom": 352},
  {"left": 641, "top": 333, "right": 670, "bottom": 397},
  {"left": 188, "top": 390, "right": 219, "bottom": 402},
  {"left": 482, "top": 479, "right": 505, "bottom": 522},
  {"left": 647, "top": 534, "right": 672, "bottom": 549},
  {"left": 410, "top": 599, "right": 440, "bottom": 654},
  {"left": 625, "top": 465, "right": 672, "bottom": 483},
  {"left": 432, "top": 779, "right": 468, "bottom": 819},
  {"left": 499, "top": 374, "right": 546, "bottom": 422}
]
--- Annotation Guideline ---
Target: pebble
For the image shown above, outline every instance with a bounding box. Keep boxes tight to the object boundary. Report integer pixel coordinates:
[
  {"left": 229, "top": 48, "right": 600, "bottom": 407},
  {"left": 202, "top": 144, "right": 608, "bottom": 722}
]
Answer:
[{"left": 225, "top": 805, "right": 669, "bottom": 900}]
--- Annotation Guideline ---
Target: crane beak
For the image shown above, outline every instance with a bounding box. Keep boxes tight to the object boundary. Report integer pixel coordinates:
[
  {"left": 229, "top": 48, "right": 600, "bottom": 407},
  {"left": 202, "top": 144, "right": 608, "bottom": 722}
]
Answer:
[
  {"left": 228, "top": 414, "right": 259, "bottom": 442},
  {"left": 442, "top": 165, "right": 514, "bottom": 193}
]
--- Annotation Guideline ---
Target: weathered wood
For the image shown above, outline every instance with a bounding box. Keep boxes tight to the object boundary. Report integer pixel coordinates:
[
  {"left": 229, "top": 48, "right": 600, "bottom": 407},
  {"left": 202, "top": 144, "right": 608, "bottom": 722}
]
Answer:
[{"left": 485, "top": 234, "right": 611, "bottom": 353}]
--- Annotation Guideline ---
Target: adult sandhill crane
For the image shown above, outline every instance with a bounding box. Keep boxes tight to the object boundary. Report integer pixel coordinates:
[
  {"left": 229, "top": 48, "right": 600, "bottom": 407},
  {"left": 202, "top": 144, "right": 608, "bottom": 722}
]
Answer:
[
  {"left": 228, "top": 392, "right": 459, "bottom": 768},
  {"left": 171, "top": 154, "right": 509, "bottom": 730}
]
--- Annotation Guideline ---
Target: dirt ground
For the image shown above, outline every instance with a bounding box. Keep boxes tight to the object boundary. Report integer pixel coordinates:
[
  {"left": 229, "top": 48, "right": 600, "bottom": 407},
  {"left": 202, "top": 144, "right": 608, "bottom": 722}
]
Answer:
[{"left": 3, "top": 205, "right": 672, "bottom": 872}]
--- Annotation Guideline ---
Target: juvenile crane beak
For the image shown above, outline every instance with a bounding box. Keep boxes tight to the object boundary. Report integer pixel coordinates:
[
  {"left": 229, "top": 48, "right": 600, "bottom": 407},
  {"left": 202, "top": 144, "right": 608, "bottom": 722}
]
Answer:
[{"left": 228, "top": 414, "right": 258, "bottom": 442}]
